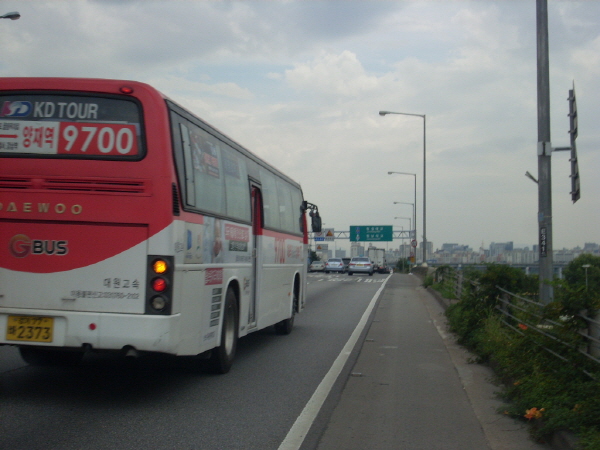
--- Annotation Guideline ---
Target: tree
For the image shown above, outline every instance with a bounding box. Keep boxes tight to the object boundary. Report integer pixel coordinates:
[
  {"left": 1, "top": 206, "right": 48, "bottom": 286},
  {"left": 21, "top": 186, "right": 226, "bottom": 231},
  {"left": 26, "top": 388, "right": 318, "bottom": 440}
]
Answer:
[
  {"left": 563, "top": 254, "right": 600, "bottom": 293},
  {"left": 309, "top": 250, "right": 320, "bottom": 262},
  {"left": 476, "top": 263, "right": 538, "bottom": 307}
]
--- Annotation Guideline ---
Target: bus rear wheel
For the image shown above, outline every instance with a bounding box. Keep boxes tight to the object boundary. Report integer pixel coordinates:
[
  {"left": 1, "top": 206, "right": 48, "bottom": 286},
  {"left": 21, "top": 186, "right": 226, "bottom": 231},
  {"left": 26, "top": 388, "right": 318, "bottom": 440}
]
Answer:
[
  {"left": 275, "top": 289, "right": 298, "bottom": 335},
  {"left": 207, "top": 287, "right": 238, "bottom": 374},
  {"left": 19, "top": 347, "right": 84, "bottom": 366}
]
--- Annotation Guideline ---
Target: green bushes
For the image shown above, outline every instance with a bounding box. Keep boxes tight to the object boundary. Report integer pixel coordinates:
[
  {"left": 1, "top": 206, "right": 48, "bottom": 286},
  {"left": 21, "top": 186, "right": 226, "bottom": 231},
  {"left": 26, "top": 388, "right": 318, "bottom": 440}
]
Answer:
[
  {"left": 446, "top": 264, "right": 537, "bottom": 352},
  {"left": 443, "top": 259, "right": 600, "bottom": 448},
  {"left": 430, "top": 265, "right": 456, "bottom": 299}
]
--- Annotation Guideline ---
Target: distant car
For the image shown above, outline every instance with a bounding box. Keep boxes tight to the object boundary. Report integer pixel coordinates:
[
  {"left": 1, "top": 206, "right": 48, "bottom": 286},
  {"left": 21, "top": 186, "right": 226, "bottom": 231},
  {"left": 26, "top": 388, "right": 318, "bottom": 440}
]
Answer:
[
  {"left": 309, "top": 260, "right": 326, "bottom": 272},
  {"left": 342, "top": 257, "right": 351, "bottom": 270},
  {"left": 325, "top": 258, "right": 345, "bottom": 273},
  {"left": 347, "top": 257, "right": 374, "bottom": 276}
]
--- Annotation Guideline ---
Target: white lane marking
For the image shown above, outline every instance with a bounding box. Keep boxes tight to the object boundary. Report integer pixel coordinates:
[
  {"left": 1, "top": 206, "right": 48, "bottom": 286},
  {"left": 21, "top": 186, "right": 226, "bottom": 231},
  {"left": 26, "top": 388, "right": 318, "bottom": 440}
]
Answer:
[{"left": 278, "top": 274, "right": 392, "bottom": 450}]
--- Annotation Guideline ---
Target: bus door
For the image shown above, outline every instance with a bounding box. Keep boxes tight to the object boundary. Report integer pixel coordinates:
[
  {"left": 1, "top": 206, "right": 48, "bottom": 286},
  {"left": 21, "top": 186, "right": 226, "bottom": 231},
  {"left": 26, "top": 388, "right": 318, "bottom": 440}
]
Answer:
[{"left": 248, "top": 184, "right": 263, "bottom": 329}]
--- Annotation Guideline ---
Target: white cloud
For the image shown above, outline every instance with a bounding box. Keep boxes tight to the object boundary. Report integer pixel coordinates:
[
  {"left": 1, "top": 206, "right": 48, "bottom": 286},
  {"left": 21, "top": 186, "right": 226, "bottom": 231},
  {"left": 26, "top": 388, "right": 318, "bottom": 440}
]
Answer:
[
  {"left": 285, "top": 50, "right": 379, "bottom": 97},
  {"left": 1, "top": 0, "right": 598, "bottom": 251},
  {"left": 151, "top": 76, "right": 254, "bottom": 101}
]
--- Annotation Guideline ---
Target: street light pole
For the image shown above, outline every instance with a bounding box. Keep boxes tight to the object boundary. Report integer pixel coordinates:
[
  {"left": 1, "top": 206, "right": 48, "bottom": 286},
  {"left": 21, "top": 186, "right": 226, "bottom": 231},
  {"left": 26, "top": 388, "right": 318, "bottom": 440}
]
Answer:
[
  {"left": 381, "top": 111, "right": 427, "bottom": 264},
  {"left": 393, "top": 201, "right": 415, "bottom": 239},
  {"left": 0, "top": 11, "right": 20, "bottom": 20},
  {"left": 395, "top": 216, "right": 413, "bottom": 267},
  {"left": 394, "top": 216, "right": 411, "bottom": 231},
  {"left": 388, "top": 171, "right": 416, "bottom": 241},
  {"left": 583, "top": 264, "right": 591, "bottom": 291}
]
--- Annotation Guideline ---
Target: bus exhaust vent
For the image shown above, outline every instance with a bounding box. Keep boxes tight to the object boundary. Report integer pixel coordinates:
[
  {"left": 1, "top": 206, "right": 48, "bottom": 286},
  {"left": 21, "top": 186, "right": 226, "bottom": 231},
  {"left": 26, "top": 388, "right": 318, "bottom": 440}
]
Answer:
[
  {"left": 0, "top": 176, "right": 149, "bottom": 194},
  {"left": 172, "top": 183, "right": 181, "bottom": 216}
]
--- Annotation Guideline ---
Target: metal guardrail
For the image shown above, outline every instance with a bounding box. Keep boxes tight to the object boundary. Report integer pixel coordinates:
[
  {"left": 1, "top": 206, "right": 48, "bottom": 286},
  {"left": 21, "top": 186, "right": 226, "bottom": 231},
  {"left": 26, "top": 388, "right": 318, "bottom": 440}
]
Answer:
[
  {"left": 495, "top": 286, "right": 600, "bottom": 377},
  {"left": 437, "top": 267, "right": 600, "bottom": 378}
]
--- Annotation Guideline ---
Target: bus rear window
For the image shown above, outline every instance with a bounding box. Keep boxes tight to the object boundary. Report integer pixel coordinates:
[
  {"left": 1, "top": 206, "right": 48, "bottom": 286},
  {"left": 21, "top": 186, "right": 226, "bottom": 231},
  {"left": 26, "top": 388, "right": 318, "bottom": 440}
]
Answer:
[{"left": 0, "top": 94, "right": 143, "bottom": 159}]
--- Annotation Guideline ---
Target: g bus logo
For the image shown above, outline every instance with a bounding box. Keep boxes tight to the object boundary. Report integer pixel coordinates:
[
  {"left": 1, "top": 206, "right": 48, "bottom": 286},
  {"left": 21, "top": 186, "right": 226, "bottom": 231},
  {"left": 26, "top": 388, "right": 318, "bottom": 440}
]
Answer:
[
  {"left": 9, "top": 234, "right": 69, "bottom": 258},
  {"left": 1, "top": 101, "right": 32, "bottom": 118},
  {"left": 9, "top": 234, "right": 31, "bottom": 258}
]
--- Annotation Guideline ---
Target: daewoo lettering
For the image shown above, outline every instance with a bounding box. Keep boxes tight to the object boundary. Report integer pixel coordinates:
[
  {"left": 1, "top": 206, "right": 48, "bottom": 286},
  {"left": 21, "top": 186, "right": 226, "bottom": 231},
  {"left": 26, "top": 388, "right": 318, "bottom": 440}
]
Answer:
[{"left": 0, "top": 202, "right": 83, "bottom": 214}]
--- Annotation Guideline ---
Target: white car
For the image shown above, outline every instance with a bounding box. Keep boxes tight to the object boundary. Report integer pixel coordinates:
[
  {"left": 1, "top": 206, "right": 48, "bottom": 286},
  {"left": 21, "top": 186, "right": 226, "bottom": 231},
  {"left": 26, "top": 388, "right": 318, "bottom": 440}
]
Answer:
[
  {"left": 309, "top": 260, "right": 326, "bottom": 272},
  {"left": 325, "top": 258, "right": 345, "bottom": 273},
  {"left": 347, "top": 257, "right": 374, "bottom": 276}
]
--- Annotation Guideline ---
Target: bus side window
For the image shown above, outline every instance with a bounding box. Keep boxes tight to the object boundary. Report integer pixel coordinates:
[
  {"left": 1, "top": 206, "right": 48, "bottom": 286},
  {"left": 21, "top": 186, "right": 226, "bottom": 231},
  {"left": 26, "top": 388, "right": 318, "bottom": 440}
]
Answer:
[
  {"left": 260, "top": 169, "right": 280, "bottom": 230},
  {"left": 222, "top": 147, "right": 251, "bottom": 222},
  {"left": 276, "top": 180, "right": 294, "bottom": 233},
  {"left": 180, "top": 123, "right": 196, "bottom": 207},
  {"left": 191, "top": 130, "right": 225, "bottom": 216},
  {"left": 290, "top": 189, "right": 304, "bottom": 234}
]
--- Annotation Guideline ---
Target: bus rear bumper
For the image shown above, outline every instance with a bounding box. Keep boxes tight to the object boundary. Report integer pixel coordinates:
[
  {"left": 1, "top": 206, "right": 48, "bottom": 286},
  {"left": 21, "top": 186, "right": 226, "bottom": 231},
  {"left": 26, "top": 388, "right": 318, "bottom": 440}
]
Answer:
[{"left": 0, "top": 310, "right": 181, "bottom": 355}]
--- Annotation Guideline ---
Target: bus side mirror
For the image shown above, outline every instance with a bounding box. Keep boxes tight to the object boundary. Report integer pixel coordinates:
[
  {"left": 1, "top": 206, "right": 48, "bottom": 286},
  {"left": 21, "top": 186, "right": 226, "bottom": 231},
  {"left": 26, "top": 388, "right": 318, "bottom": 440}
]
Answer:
[
  {"left": 311, "top": 212, "right": 322, "bottom": 233},
  {"left": 303, "top": 201, "right": 322, "bottom": 232}
]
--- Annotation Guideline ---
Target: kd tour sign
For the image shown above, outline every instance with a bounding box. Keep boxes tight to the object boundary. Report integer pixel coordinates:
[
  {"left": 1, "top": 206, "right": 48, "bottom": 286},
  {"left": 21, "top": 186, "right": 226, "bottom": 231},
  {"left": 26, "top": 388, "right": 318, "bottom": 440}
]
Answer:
[{"left": 350, "top": 225, "right": 393, "bottom": 242}]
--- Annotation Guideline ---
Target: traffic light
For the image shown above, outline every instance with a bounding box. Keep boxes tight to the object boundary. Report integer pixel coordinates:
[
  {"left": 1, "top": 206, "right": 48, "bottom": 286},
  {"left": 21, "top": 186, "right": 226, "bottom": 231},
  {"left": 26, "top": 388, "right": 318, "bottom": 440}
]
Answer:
[{"left": 568, "top": 83, "right": 580, "bottom": 203}]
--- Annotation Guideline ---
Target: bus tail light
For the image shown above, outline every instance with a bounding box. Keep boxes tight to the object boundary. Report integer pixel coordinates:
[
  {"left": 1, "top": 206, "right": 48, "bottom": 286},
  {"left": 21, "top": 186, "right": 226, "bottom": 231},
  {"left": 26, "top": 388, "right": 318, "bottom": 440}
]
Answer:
[
  {"left": 145, "top": 255, "right": 174, "bottom": 315},
  {"left": 152, "top": 277, "right": 168, "bottom": 292},
  {"left": 153, "top": 259, "right": 168, "bottom": 275}
]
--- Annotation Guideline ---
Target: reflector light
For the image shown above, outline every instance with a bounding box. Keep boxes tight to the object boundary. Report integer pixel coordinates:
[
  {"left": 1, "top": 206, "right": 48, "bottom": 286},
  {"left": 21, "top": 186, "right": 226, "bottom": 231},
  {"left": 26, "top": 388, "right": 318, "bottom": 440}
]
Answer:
[
  {"left": 151, "top": 296, "right": 167, "bottom": 311},
  {"left": 153, "top": 259, "right": 168, "bottom": 274},
  {"left": 120, "top": 86, "right": 134, "bottom": 94},
  {"left": 152, "top": 277, "right": 167, "bottom": 292},
  {"left": 89, "top": 323, "right": 96, "bottom": 330}
]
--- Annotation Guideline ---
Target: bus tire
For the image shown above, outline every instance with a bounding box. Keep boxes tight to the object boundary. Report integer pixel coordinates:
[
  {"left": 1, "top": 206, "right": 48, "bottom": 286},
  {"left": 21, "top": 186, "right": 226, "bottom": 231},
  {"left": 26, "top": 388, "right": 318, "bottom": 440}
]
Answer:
[
  {"left": 275, "top": 289, "right": 297, "bottom": 335},
  {"left": 19, "top": 347, "right": 83, "bottom": 366},
  {"left": 207, "top": 287, "right": 238, "bottom": 374}
]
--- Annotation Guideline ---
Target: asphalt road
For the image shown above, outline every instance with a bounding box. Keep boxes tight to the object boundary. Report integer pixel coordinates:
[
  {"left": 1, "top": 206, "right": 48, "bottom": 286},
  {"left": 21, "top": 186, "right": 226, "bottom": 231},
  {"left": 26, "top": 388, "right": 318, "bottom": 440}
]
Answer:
[{"left": 0, "top": 272, "right": 387, "bottom": 450}]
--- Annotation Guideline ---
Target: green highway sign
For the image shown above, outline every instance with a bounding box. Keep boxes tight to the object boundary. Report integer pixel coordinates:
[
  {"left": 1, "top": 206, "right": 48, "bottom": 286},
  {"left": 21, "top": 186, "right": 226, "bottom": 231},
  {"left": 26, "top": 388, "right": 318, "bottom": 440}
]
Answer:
[{"left": 349, "top": 225, "right": 393, "bottom": 242}]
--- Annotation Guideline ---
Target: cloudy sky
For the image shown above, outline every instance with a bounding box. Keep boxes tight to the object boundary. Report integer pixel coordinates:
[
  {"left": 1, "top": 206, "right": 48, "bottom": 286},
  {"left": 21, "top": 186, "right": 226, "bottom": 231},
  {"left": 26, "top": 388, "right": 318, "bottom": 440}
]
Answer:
[{"left": 1, "top": 0, "right": 598, "bottom": 254}]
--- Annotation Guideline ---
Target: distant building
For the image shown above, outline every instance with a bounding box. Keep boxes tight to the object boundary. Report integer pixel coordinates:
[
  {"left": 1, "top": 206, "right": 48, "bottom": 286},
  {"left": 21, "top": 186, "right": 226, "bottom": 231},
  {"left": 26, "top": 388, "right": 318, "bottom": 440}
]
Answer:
[
  {"left": 441, "top": 243, "right": 459, "bottom": 253},
  {"left": 490, "top": 242, "right": 513, "bottom": 258},
  {"left": 418, "top": 241, "right": 434, "bottom": 263},
  {"left": 350, "top": 243, "right": 365, "bottom": 258},
  {"left": 429, "top": 241, "right": 598, "bottom": 267},
  {"left": 335, "top": 249, "right": 347, "bottom": 258},
  {"left": 441, "top": 243, "right": 472, "bottom": 253}
]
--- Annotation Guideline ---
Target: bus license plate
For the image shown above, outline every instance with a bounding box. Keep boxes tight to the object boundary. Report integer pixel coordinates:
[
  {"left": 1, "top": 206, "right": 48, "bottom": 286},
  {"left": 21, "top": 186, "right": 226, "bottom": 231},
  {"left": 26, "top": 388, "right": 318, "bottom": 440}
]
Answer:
[{"left": 6, "top": 316, "right": 54, "bottom": 343}]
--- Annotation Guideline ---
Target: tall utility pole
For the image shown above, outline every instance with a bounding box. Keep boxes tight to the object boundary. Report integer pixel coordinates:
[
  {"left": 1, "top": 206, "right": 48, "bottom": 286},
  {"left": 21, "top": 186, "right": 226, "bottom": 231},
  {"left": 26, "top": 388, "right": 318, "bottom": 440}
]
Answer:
[{"left": 537, "top": 0, "right": 553, "bottom": 304}]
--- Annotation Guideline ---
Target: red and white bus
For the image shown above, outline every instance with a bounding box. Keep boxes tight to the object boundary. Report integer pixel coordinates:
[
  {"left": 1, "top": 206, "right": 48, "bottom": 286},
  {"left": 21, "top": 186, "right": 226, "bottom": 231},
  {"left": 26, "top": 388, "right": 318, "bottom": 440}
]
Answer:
[{"left": 0, "top": 78, "right": 321, "bottom": 373}]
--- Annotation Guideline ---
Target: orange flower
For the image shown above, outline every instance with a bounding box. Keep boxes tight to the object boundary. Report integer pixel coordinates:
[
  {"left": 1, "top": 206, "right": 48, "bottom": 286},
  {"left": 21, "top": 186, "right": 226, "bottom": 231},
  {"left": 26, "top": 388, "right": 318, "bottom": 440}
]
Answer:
[
  {"left": 518, "top": 323, "right": 528, "bottom": 330},
  {"left": 524, "top": 407, "right": 545, "bottom": 420}
]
